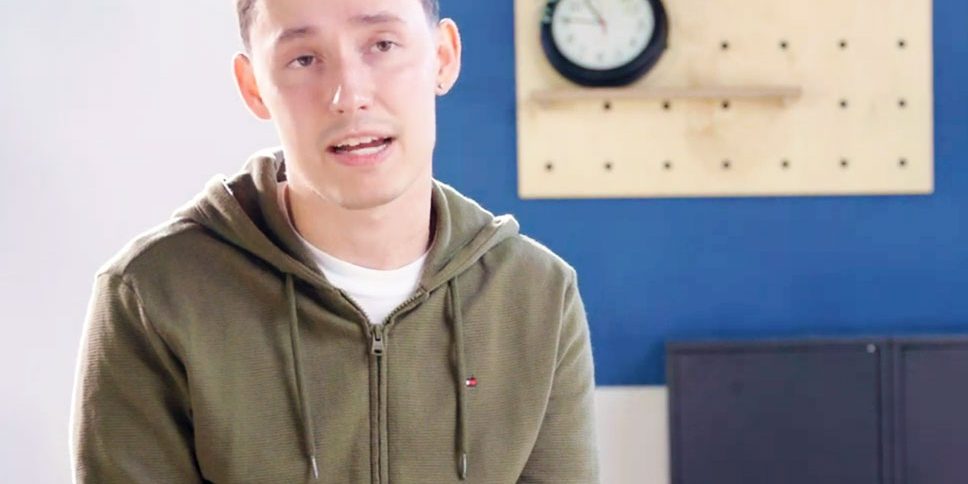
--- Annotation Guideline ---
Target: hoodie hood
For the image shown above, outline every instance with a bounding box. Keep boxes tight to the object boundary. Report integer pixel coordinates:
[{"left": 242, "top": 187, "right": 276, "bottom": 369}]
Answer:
[
  {"left": 175, "top": 147, "right": 519, "bottom": 294},
  {"left": 173, "top": 148, "right": 519, "bottom": 481}
]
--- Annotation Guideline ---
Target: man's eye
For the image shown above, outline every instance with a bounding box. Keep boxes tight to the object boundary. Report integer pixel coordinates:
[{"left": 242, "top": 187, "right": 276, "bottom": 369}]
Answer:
[
  {"left": 289, "top": 55, "right": 317, "bottom": 68},
  {"left": 373, "top": 40, "right": 397, "bottom": 53}
]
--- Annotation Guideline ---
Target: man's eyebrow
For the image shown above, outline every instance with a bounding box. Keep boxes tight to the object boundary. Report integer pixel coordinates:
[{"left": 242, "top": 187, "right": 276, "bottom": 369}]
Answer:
[
  {"left": 349, "top": 12, "right": 406, "bottom": 26},
  {"left": 273, "top": 13, "right": 405, "bottom": 47},
  {"left": 274, "top": 26, "right": 318, "bottom": 47}
]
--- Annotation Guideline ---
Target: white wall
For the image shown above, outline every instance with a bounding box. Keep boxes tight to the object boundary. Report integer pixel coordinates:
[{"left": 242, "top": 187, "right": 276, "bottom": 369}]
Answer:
[
  {"left": 596, "top": 387, "right": 670, "bottom": 484},
  {"left": 0, "top": 2, "right": 275, "bottom": 481},
  {"left": 0, "top": 3, "right": 670, "bottom": 482}
]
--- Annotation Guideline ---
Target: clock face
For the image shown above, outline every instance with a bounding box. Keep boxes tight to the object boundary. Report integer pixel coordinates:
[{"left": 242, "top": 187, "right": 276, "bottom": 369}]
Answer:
[
  {"left": 550, "top": 0, "right": 656, "bottom": 71},
  {"left": 541, "top": 0, "right": 668, "bottom": 86}
]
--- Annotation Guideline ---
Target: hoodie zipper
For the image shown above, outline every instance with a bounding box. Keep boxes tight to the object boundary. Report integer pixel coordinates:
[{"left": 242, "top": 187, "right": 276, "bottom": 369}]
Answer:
[
  {"left": 372, "top": 289, "right": 428, "bottom": 484},
  {"left": 332, "top": 289, "right": 383, "bottom": 484},
  {"left": 341, "top": 288, "right": 427, "bottom": 484},
  {"left": 370, "top": 323, "right": 385, "bottom": 484}
]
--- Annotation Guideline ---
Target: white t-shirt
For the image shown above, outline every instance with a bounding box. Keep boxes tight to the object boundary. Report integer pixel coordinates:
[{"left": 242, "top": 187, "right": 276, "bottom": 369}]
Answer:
[{"left": 277, "top": 182, "right": 427, "bottom": 325}]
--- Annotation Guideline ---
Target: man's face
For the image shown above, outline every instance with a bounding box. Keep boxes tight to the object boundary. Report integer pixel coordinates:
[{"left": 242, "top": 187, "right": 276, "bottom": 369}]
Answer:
[{"left": 236, "top": 0, "right": 459, "bottom": 210}]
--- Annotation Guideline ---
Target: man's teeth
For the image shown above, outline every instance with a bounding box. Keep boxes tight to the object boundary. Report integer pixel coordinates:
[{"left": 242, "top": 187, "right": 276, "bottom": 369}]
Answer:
[
  {"left": 335, "top": 136, "right": 385, "bottom": 149},
  {"left": 349, "top": 143, "right": 387, "bottom": 156}
]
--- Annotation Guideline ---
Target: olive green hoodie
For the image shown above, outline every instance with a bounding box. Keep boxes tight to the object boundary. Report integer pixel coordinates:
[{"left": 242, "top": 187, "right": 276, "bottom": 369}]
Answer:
[{"left": 71, "top": 149, "right": 599, "bottom": 483}]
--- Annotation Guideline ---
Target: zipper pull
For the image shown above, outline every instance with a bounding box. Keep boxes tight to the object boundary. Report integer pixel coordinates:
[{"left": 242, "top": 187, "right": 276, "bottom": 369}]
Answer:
[{"left": 370, "top": 324, "right": 385, "bottom": 356}]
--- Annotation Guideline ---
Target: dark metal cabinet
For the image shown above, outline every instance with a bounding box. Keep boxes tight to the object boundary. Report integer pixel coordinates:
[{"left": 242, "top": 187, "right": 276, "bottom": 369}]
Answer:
[{"left": 668, "top": 337, "right": 968, "bottom": 484}]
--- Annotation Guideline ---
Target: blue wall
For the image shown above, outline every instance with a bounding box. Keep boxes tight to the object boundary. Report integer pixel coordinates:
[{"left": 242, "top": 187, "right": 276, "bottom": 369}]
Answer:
[{"left": 435, "top": 1, "right": 968, "bottom": 385}]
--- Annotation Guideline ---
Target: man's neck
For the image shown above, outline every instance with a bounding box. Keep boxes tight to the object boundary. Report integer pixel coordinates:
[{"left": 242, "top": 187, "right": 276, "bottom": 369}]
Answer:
[{"left": 285, "top": 177, "right": 434, "bottom": 271}]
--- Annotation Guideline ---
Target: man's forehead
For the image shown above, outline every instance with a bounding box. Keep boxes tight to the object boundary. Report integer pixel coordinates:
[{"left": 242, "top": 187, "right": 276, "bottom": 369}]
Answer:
[
  {"left": 254, "top": 0, "right": 421, "bottom": 28},
  {"left": 250, "top": 0, "right": 427, "bottom": 49}
]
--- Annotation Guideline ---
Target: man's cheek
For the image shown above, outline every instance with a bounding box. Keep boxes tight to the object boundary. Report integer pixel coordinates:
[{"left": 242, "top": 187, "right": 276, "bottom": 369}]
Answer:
[{"left": 284, "top": 89, "right": 324, "bottom": 121}]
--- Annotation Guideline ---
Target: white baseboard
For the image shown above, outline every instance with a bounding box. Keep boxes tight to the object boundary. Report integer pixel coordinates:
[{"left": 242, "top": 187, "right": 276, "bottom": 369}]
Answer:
[{"left": 594, "top": 386, "right": 669, "bottom": 484}]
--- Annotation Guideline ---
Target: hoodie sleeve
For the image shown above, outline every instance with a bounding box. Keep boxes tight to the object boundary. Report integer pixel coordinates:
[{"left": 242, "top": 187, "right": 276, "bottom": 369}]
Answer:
[
  {"left": 518, "top": 270, "right": 601, "bottom": 484},
  {"left": 71, "top": 273, "right": 203, "bottom": 483}
]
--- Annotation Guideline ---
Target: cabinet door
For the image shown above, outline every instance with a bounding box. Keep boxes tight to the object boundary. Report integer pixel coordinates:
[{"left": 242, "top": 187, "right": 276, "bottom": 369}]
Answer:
[
  {"left": 895, "top": 339, "right": 968, "bottom": 484},
  {"left": 668, "top": 340, "right": 888, "bottom": 484}
]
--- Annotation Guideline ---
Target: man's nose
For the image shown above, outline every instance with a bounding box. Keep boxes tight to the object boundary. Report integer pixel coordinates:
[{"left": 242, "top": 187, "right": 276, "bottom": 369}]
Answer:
[{"left": 328, "top": 59, "right": 372, "bottom": 115}]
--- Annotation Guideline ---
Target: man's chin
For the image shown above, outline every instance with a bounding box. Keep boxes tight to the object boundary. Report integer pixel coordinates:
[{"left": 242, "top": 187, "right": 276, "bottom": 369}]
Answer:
[
  {"left": 304, "top": 167, "right": 431, "bottom": 212},
  {"left": 332, "top": 189, "right": 402, "bottom": 211}
]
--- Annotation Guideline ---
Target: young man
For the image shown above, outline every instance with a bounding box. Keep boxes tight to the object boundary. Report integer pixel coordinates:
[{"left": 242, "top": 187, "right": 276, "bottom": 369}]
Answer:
[{"left": 70, "top": 0, "right": 599, "bottom": 482}]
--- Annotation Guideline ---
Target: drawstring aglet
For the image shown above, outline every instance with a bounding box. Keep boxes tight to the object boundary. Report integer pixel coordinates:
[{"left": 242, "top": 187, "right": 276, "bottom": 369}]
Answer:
[
  {"left": 459, "top": 452, "right": 468, "bottom": 480},
  {"left": 311, "top": 455, "right": 319, "bottom": 480}
]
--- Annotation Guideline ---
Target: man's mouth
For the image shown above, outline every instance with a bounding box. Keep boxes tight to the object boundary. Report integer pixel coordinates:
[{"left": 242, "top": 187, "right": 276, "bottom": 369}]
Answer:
[{"left": 329, "top": 136, "right": 394, "bottom": 155}]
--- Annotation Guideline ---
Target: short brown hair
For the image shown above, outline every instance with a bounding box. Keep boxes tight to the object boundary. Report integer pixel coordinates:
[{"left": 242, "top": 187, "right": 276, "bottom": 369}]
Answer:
[{"left": 236, "top": 0, "right": 441, "bottom": 50}]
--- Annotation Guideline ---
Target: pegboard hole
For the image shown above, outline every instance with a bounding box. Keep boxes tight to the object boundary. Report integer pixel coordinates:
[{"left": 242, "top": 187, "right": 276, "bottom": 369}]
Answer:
[
  {"left": 722, "top": 159, "right": 732, "bottom": 170},
  {"left": 781, "top": 159, "right": 791, "bottom": 170},
  {"left": 839, "top": 99, "right": 849, "bottom": 109},
  {"left": 663, "top": 160, "right": 673, "bottom": 171},
  {"left": 898, "top": 98, "right": 907, "bottom": 108},
  {"left": 839, "top": 39, "right": 849, "bottom": 49},
  {"left": 721, "top": 100, "right": 731, "bottom": 110},
  {"left": 779, "top": 40, "right": 789, "bottom": 50},
  {"left": 603, "top": 101, "right": 612, "bottom": 111},
  {"left": 662, "top": 100, "right": 672, "bottom": 111},
  {"left": 840, "top": 158, "right": 850, "bottom": 169},
  {"left": 604, "top": 161, "right": 613, "bottom": 172},
  {"left": 544, "top": 162, "right": 554, "bottom": 172},
  {"left": 898, "top": 38, "right": 907, "bottom": 49},
  {"left": 899, "top": 158, "right": 908, "bottom": 168},
  {"left": 720, "top": 40, "right": 730, "bottom": 51}
]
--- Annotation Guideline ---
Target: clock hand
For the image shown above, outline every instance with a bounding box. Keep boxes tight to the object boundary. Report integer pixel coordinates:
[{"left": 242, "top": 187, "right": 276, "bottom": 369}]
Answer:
[
  {"left": 583, "top": 0, "right": 608, "bottom": 34},
  {"left": 560, "top": 16, "right": 602, "bottom": 25}
]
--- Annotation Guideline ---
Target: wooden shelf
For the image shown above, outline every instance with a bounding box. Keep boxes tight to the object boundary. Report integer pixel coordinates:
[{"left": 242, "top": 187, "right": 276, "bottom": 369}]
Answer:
[
  {"left": 529, "top": 85, "right": 803, "bottom": 106},
  {"left": 514, "top": 0, "right": 932, "bottom": 199}
]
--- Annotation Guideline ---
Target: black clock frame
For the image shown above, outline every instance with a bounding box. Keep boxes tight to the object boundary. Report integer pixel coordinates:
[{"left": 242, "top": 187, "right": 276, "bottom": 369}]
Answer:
[{"left": 540, "top": 0, "right": 669, "bottom": 87}]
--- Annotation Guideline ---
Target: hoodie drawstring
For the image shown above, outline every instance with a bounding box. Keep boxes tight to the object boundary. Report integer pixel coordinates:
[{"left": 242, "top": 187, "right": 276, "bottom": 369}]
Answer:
[
  {"left": 285, "top": 273, "right": 468, "bottom": 481},
  {"left": 286, "top": 274, "right": 319, "bottom": 481},
  {"left": 448, "top": 278, "right": 470, "bottom": 480}
]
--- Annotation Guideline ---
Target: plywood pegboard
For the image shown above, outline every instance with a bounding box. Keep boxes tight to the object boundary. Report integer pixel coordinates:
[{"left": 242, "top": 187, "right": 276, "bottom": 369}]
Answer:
[{"left": 515, "top": 0, "right": 934, "bottom": 198}]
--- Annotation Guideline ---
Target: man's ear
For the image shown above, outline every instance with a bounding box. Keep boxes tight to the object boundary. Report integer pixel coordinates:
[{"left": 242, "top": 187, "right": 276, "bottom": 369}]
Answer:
[
  {"left": 233, "top": 52, "right": 272, "bottom": 120},
  {"left": 434, "top": 19, "right": 462, "bottom": 95}
]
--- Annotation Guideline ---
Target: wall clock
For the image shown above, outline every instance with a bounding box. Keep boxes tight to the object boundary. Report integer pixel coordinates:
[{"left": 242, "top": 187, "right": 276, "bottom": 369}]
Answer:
[{"left": 540, "top": 0, "right": 669, "bottom": 87}]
